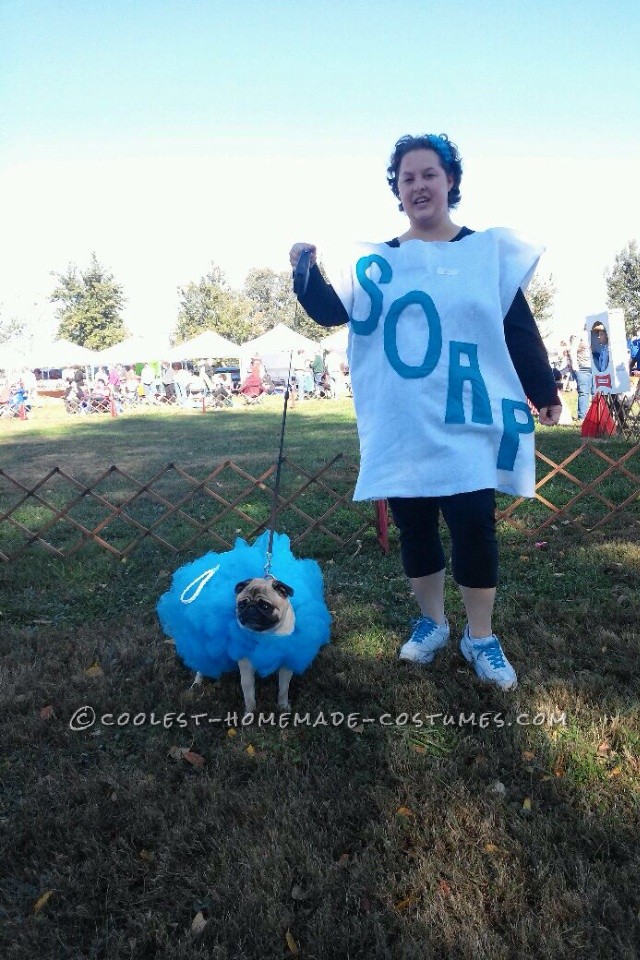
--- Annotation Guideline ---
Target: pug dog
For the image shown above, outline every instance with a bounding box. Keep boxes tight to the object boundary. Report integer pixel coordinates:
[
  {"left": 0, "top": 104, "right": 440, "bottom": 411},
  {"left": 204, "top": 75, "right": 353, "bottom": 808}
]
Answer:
[{"left": 234, "top": 577, "right": 296, "bottom": 714}]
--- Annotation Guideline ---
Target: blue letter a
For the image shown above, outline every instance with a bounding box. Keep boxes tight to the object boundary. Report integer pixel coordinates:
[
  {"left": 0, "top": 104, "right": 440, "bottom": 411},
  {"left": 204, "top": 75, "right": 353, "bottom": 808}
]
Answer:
[{"left": 445, "top": 342, "right": 493, "bottom": 424}]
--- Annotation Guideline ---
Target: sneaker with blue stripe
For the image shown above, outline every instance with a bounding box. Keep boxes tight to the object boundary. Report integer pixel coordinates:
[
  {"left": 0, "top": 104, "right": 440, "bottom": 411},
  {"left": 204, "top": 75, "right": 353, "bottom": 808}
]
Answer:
[
  {"left": 399, "top": 616, "right": 450, "bottom": 664},
  {"left": 460, "top": 626, "right": 518, "bottom": 691}
]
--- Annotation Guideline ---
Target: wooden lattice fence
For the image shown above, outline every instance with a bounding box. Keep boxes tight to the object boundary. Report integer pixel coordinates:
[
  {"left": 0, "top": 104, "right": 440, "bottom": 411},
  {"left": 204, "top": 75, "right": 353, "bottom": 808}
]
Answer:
[{"left": 0, "top": 443, "right": 639, "bottom": 562}]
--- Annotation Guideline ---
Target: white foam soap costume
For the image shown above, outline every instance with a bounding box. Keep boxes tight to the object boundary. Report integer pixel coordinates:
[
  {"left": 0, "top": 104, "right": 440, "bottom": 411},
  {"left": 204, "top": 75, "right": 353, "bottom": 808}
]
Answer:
[{"left": 327, "top": 228, "right": 544, "bottom": 499}]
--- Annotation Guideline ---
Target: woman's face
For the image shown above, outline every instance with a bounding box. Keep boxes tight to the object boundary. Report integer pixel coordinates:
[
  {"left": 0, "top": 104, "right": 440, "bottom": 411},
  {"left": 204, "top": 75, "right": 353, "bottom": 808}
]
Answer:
[{"left": 397, "top": 148, "right": 454, "bottom": 228}]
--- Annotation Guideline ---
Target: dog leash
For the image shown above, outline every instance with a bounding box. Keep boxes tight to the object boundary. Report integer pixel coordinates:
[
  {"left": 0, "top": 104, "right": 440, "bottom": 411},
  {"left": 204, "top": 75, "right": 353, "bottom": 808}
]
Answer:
[
  {"left": 263, "top": 348, "right": 294, "bottom": 578},
  {"left": 263, "top": 249, "right": 312, "bottom": 578}
]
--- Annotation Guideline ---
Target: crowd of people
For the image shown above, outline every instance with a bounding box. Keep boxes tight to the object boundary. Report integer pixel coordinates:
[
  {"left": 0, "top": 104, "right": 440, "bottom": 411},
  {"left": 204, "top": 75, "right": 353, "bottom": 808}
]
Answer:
[
  {"left": 60, "top": 361, "right": 239, "bottom": 413},
  {"left": 0, "top": 348, "right": 353, "bottom": 419}
]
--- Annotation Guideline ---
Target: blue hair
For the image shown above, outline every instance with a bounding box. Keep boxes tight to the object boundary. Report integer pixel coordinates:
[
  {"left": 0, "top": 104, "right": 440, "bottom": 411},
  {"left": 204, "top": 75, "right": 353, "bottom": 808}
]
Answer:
[{"left": 387, "top": 133, "right": 463, "bottom": 210}]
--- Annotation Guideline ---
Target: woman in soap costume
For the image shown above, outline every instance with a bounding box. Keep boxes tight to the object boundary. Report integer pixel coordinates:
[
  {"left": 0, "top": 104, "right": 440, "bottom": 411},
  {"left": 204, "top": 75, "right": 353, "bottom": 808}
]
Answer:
[{"left": 290, "top": 133, "right": 561, "bottom": 691}]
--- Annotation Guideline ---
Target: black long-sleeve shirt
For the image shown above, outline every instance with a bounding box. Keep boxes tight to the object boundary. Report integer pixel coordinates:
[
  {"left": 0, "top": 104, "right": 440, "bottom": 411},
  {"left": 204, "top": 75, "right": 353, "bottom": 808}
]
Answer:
[{"left": 298, "top": 227, "right": 560, "bottom": 410}]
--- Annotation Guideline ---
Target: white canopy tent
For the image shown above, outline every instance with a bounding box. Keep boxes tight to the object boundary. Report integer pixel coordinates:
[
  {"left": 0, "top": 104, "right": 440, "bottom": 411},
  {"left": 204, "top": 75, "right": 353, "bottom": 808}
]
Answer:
[
  {"left": 321, "top": 326, "right": 349, "bottom": 359},
  {"left": 1, "top": 338, "right": 101, "bottom": 371},
  {"left": 32, "top": 339, "right": 101, "bottom": 369},
  {"left": 167, "top": 330, "right": 240, "bottom": 362},
  {"left": 240, "top": 323, "right": 319, "bottom": 381},
  {"left": 94, "top": 335, "right": 171, "bottom": 367},
  {"left": 0, "top": 341, "right": 31, "bottom": 372}
]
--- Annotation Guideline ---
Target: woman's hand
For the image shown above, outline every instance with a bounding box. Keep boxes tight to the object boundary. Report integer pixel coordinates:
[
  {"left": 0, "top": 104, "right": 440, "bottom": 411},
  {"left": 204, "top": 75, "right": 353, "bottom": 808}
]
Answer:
[
  {"left": 289, "top": 243, "right": 317, "bottom": 269},
  {"left": 538, "top": 404, "right": 562, "bottom": 426}
]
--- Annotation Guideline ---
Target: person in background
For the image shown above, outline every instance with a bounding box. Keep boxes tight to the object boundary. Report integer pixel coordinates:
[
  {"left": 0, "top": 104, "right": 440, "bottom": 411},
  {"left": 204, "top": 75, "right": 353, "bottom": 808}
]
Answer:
[
  {"left": 108, "top": 365, "right": 121, "bottom": 391},
  {"left": 238, "top": 360, "right": 266, "bottom": 403},
  {"left": 140, "top": 362, "right": 156, "bottom": 403},
  {"left": 290, "top": 131, "right": 561, "bottom": 691},
  {"left": 593, "top": 327, "right": 610, "bottom": 373},
  {"left": 21, "top": 367, "right": 38, "bottom": 406},
  {"left": 311, "top": 349, "right": 326, "bottom": 390},
  {"left": 325, "top": 349, "right": 348, "bottom": 397},
  {"left": 161, "top": 362, "right": 176, "bottom": 400},
  {"left": 569, "top": 332, "right": 593, "bottom": 422},
  {"left": 197, "top": 361, "right": 214, "bottom": 394},
  {"left": 293, "top": 349, "right": 310, "bottom": 402},
  {"left": 173, "top": 363, "right": 192, "bottom": 407},
  {"left": 628, "top": 328, "right": 640, "bottom": 374}
]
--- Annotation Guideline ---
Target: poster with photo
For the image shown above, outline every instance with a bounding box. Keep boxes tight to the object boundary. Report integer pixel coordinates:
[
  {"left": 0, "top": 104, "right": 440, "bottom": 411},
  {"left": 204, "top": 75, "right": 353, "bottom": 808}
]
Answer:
[{"left": 584, "top": 309, "right": 630, "bottom": 395}]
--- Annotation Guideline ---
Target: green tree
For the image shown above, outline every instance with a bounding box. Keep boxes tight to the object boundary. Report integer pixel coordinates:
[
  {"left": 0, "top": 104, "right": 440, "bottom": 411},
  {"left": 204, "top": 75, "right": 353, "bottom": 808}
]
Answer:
[
  {"left": 50, "top": 253, "right": 127, "bottom": 350},
  {"left": 525, "top": 273, "right": 556, "bottom": 341},
  {"left": 0, "top": 309, "right": 25, "bottom": 345},
  {"left": 244, "top": 267, "right": 297, "bottom": 331},
  {"left": 174, "top": 264, "right": 257, "bottom": 344},
  {"left": 606, "top": 240, "right": 640, "bottom": 337},
  {"left": 243, "top": 264, "right": 335, "bottom": 342}
]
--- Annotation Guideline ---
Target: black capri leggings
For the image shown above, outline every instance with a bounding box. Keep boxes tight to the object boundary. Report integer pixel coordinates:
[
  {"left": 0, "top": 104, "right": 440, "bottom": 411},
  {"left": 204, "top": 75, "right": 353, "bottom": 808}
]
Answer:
[{"left": 387, "top": 489, "right": 498, "bottom": 589}]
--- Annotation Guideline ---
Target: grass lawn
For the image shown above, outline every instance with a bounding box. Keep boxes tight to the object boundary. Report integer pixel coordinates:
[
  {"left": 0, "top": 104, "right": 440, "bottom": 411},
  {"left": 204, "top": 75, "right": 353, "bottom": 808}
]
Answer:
[{"left": 1, "top": 397, "right": 639, "bottom": 960}]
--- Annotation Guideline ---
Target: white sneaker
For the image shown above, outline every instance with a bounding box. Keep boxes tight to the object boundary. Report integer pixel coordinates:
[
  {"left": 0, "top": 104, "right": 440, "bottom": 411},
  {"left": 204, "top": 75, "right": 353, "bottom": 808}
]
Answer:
[
  {"left": 399, "top": 616, "right": 450, "bottom": 664},
  {"left": 460, "top": 627, "right": 518, "bottom": 691}
]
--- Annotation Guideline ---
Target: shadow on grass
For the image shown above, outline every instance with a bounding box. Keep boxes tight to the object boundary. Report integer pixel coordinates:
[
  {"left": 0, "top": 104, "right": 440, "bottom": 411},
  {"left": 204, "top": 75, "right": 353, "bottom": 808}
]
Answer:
[
  {"left": 1, "top": 526, "right": 639, "bottom": 959},
  {"left": 0, "top": 402, "right": 361, "bottom": 484}
]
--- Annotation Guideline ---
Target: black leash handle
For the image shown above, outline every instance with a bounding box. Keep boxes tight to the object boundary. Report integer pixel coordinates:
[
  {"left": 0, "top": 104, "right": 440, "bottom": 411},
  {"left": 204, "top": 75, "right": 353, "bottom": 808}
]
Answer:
[{"left": 293, "top": 247, "right": 311, "bottom": 297}]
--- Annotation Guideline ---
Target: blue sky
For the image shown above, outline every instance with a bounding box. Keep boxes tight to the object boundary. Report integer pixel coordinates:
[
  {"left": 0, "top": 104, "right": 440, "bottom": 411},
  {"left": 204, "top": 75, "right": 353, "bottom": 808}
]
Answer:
[{"left": 1, "top": 0, "right": 639, "bottom": 342}]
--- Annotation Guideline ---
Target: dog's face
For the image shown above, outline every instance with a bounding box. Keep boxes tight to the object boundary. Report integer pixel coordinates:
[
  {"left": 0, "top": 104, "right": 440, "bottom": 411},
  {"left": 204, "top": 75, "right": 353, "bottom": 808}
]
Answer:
[{"left": 234, "top": 577, "right": 295, "bottom": 634}]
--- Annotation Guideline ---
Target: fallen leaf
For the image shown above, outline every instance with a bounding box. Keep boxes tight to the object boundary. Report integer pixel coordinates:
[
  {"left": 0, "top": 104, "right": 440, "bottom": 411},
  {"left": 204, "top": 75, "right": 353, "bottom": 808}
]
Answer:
[
  {"left": 521, "top": 750, "right": 535, "bottom": 762},
  {"left": 84, "top": 662, "right": 104, "bottom": 678},
  {"left": 609, "top": 766, "right": 622, "bottom": 777},
  {"left": 39, "top": 705, "right": 54, "bottom": 720},
  {"left": 183, "top": 750, "right": 205, "bottom": 768},
  {"left": 285, "top": 929, "right": 299, "bottom": 954},
  {"left": 413, "top": 745, "right": 426, "bottom": 754},
  {"left": 396, "top": 806, "right": 414, "bottom": 818},
  {"left": 33, "top": 890, "right": 54, "bottom": 913},
  {"left": 522, "top": 797, "right": 532, "bottom": 811},
  {"left": 484, "top": 843, "right": 500, "bottom": 854},
  {"left": 597, "top": 740, "right": 611, "bottom": 757},
  {"left": 246, "top": 745, "right": 256, "bottom": 757},
  {"left": 352, "top": 724, "right": 365, "bottom": 734},
  {"left": 395, "top": 894, "right": 418, "bottom": 911},
  {"left": 191, "top": 911, "right": 207, "bottom": 935},
  {"left": 337, "top": 852, "right": 350, "bottom": 864},
  {"left": 437, "top": 879, "right": 452, "bottom": 897},
  {"left": 227, "top": 728, "right": 237, "bottom": 738},
  {"left": 139, "top": 849, "right": 154, "bottom": 861},
  {"left": 168, "top": 746, "right": 188, "bottom": 761}
]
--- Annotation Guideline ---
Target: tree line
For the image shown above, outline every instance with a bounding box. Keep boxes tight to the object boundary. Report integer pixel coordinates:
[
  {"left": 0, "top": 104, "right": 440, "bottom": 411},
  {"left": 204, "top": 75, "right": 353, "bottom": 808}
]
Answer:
[
  {"left": 1, "top": 242, "right": 639, "bottom": 352},
  {"left": 47, "top": 255, "right": 324, "bottom": 351}
]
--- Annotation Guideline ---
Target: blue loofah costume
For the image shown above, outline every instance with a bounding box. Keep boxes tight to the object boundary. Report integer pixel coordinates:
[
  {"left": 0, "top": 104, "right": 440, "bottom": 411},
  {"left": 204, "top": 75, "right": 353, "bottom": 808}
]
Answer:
[{"left": 157, "top": 531, "right": 331, "bottom": 679}]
